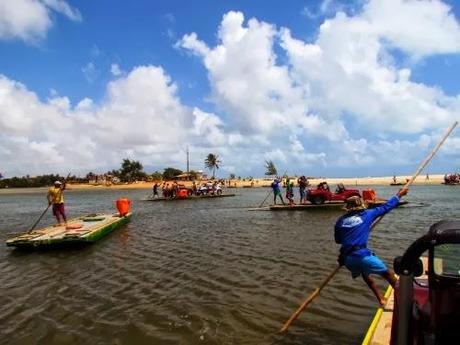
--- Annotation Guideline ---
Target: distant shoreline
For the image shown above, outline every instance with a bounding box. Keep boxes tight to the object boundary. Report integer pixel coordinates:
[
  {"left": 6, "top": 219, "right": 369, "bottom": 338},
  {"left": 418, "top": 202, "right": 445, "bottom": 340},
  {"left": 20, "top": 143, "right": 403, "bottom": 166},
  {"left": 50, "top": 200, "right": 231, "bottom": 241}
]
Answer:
[{"left": 0, "top": 174, "right": 447, "bottom": 193}]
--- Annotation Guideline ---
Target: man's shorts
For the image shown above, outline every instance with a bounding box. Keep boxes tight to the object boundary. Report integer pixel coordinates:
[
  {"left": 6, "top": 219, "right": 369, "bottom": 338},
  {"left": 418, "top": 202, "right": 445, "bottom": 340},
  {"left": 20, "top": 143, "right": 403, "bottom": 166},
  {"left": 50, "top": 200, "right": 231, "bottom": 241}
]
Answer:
[
  {"left": 345, "top": 254, "right": 388, "bottom": 278},
  {"left": 52, "top": 203, "right": 66, "bottom": 217},
  {"left": 274, "top": 190, "right": 282, "bottom": 196}
]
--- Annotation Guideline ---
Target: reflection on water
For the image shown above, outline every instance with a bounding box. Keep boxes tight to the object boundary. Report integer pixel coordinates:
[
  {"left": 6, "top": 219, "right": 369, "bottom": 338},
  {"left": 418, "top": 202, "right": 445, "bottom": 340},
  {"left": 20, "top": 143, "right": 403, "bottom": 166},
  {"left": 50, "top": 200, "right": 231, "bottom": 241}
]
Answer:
[{"left": 0, "top": 186, "right": 459, "bottom": 344}]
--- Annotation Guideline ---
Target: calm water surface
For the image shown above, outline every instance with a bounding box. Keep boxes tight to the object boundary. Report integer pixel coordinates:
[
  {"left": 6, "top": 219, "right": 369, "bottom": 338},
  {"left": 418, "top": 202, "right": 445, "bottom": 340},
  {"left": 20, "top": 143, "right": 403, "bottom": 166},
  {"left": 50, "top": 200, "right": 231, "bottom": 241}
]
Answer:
[{"left": 0, "top": 185, "right": 459, "bottom": 345}]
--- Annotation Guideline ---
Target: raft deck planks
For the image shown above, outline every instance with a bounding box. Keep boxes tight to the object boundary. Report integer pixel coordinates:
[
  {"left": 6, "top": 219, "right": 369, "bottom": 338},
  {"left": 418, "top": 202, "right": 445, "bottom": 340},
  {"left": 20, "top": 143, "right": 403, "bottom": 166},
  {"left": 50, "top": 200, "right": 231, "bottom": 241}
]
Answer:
[
  {"left": 6, "top": 213, "right": 131, "bottom": 248},
  {"left": 269, "top": 200, "right": 407, "bottom": 211},
  {"left": 269, "top": 202, "right": 345, "bottom": 210}
]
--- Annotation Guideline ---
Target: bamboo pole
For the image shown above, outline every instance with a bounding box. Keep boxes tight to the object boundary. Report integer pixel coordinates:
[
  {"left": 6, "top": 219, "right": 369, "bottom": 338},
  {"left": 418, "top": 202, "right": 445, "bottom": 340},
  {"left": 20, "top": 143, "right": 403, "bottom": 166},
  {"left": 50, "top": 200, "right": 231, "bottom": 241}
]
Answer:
[
  {"left": 280, "top": 217, "right": 383, "bottom": 333},
  {"left": 279, "top": 121, "right": 457, "bottom": 333},
  {"left": 403, "top": 121, "right": 457, "bottom": 188},
  {"left": 280, "top": 265, "right": 341, "bottom": 333}
]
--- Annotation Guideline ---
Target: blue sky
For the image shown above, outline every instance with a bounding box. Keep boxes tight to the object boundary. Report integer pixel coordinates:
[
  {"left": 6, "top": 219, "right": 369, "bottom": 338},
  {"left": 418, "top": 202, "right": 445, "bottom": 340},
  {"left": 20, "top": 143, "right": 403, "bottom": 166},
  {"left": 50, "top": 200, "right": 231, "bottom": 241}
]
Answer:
[{"left": 1, "top": 0, "right": 460, "bottom": 178}]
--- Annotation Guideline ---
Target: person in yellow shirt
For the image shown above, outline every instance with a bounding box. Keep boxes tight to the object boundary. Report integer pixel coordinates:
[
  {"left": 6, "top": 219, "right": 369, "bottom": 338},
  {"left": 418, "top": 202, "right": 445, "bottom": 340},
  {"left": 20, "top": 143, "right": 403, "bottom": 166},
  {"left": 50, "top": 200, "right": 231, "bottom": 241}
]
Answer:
[{"left": 47, "top": 180, "right": 67, "bottom": 226}]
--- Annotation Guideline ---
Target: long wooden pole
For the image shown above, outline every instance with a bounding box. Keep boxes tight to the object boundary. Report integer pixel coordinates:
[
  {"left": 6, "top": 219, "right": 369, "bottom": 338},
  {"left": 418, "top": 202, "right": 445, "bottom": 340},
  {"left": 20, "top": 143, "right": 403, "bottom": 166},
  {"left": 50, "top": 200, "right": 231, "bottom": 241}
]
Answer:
[
  {"left": 28, "top": 172, "right": 71, "bottom": 233},
  {"left": 403, "top": 121, "right": 457, "bottom": 188},
  {"left": 280, "top": 217, "right": 383, "bottom": 333},
  {"left": 279, "top": 121, "right": 458, "bottom": 333}
]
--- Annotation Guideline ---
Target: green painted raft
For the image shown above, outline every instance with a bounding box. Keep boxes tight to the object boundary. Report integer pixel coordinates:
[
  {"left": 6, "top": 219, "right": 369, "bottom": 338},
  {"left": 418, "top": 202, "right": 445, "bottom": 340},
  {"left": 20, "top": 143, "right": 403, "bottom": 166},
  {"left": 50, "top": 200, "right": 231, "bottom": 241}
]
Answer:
[{"left": 6, "top": 213, "right": 132, "bottom": 249}]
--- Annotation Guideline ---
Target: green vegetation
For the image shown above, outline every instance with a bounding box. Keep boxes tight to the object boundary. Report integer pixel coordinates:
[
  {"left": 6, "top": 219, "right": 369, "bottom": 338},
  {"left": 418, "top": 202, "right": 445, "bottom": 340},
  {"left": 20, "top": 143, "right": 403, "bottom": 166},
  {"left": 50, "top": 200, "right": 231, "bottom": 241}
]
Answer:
[
  {"left": 117, "top": 159, "right": 147, "bottom": 182},
  {"left": 0, "top": 174, "right": 79, "bottom": 188},
  {"left": 265, "top": 160, "right": 277, "bottom": 176},
  {"left": 151, "top": 171, "right": 163, "bottom": 180},
  {"left": 1, "top": 154, "right": 232, "bottom": 188},
  {"left": 162, "top": 167, "right": 183, "bottom": 180},
  {"left": 204, "top": 153, "right": 221, "bottom": 179}
]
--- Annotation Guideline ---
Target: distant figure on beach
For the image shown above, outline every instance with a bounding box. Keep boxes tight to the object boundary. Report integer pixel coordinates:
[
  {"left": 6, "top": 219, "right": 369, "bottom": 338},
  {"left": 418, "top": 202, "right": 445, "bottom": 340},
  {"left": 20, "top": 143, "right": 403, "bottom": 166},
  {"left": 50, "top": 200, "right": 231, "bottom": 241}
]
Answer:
[
  {"left": 153, "top": 183, "right": 159, "bottom": 198},
  {"left": 393, "top": 175, "right": 397, "bottom": 184},
  {"left": 47, "top": 180, "right": 67, "bottom": 226},
  {"left": 297, "top": 176, "right": 307, "bottom": 204},
  {"left": 334, "top": 187, "right": 408, "bottom": 305},
  {"left": 271, "top": 177, "right": 285, "bottom": 205},
  {"left": 426, "top": 174, "right": 429, "bottom": 180},
  {"left": 286, "top": 179, "right": 295, "bottom": 206}
]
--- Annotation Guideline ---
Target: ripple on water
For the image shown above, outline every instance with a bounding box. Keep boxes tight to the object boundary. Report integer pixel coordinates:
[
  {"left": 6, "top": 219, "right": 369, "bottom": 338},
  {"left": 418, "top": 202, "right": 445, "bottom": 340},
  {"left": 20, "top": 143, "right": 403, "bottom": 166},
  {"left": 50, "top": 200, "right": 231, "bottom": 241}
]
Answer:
[{"left": 0, "top": 187, "right": 459, "bottom": 344}]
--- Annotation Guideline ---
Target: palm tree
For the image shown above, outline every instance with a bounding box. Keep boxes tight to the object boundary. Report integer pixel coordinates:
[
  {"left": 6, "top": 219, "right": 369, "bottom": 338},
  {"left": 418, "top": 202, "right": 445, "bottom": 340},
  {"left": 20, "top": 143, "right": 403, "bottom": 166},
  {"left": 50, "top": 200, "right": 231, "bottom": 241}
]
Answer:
[
  {"left": 265, "top": 160, "right": 277, "bottom": 176},
  {"left": 204, "top": 153, "right": 221, "bottom": 179}
]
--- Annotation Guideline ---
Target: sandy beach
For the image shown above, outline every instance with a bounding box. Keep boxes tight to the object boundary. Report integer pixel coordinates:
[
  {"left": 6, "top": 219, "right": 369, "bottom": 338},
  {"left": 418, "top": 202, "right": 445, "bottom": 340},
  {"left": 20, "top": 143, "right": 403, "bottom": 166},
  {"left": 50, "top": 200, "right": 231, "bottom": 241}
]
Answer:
[{"left": 60, "top": 174, "right": 445, "bottom": 191}]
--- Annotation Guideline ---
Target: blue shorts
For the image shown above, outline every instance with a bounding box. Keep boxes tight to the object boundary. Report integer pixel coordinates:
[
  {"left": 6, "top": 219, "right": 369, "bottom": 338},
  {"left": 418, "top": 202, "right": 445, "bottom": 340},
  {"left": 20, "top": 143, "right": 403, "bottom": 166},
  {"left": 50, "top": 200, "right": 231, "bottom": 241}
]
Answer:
[{"left": 345, "top": 254, "right": 388, "bottom": 278}]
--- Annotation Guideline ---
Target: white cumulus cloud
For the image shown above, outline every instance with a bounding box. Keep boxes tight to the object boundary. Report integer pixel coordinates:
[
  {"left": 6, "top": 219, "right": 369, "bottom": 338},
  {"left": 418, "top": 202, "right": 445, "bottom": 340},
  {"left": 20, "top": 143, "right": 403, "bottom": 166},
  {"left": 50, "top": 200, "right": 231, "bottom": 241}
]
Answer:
[
  {"left": 1, "top": 1, "right": 460, "bottom": 177},
  {"left": 0, "top": 0, "right": 81, "bottom": 43}
]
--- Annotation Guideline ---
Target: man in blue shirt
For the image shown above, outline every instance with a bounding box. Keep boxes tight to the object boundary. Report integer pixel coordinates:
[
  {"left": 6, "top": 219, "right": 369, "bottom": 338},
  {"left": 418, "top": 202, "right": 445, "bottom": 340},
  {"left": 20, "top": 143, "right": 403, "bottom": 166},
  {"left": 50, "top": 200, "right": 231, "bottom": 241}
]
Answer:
[
  {"left": 334, "top": 188, "right": 408, "bottom": 305},
  {"left": 271, "top": 177, "right": 285, "bottom": 205}
]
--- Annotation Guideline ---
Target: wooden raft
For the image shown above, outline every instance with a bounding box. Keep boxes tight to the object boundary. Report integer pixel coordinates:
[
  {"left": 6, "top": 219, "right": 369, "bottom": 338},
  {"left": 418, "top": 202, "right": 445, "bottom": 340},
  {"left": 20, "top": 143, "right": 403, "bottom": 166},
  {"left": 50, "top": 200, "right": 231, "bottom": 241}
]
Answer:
[
  {"left": 269, "top": 200, "right": 407, "bottom": 211},
  {"left": 144, "top": 194, "right": 236, "bottom": 202},
  {"left": 6, "top": 213, "right": 131, "bottom": 248}
]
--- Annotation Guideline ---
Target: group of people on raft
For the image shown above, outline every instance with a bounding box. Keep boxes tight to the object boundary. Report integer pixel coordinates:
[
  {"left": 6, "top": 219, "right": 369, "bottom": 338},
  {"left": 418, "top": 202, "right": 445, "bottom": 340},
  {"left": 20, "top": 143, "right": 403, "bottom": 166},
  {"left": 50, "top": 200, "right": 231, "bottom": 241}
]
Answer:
[
  {"left": 443, "top": 173, "right": 460, "bottom": 184},
  {"left": 271, "top": 176, "right": 309, "bottom": 205},
  {"left": 152, "top": 181, "right": 222, "bottom": 198},
  {"left": 44, "top": 173, "right": 408, "bottom": 307}
]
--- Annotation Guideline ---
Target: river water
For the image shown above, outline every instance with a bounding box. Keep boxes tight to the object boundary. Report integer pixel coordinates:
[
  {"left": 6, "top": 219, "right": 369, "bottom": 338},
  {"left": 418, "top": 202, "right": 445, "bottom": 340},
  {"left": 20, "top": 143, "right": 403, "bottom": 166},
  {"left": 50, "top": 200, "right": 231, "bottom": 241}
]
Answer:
[{"left": 0, "top": 185, "right": 459, "bottom": 345}]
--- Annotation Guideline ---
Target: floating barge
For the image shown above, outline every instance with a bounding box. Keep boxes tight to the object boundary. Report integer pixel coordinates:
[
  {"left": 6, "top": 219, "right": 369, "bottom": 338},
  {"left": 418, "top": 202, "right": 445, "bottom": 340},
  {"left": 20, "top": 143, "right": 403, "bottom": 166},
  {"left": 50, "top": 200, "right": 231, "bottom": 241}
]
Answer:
[
  {"left": 6, "top": 213, "right": 131, "bottom": 249},
  {"left": 269, "top": 200, "right": 407, "bottom": 211},
  {"left": 145, "top": 194, "right": 236, "bottom": 202}
]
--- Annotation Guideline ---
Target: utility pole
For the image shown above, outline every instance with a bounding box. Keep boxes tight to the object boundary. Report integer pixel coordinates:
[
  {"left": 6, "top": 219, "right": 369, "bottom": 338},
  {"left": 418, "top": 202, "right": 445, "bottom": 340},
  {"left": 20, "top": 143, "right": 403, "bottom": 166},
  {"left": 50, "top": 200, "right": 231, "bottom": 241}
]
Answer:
[{"left": 186, "top": 146, "right": 190, "bottom": 174}]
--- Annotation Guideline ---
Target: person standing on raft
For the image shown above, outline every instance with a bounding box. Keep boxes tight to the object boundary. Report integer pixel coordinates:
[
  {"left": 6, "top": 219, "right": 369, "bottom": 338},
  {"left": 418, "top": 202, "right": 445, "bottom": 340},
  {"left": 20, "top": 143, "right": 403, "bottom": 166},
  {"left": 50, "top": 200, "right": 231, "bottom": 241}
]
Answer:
[
  {"left": 285, "top": 179, "right": 295, "bottom": 206},
  {"left": 47, "top": 180, "right": 67, "bottom": 226},
  {"left": 152, "top": 183, "right": 159, "bottom": 199},
  {"left": 271, "top": 177, "right": 285, "bottom": 205},
  {"left": 297, "top": 176, "right": 307, "bottom": 204},
  {"left": 334, "top": 188, "right": 408, "bottom": 305}
]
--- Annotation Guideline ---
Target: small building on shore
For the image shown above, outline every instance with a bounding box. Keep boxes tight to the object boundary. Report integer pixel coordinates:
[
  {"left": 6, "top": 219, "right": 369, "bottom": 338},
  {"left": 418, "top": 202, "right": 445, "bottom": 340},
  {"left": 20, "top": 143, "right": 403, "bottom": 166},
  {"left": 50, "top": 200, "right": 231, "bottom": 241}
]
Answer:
[{"left": 174, "top": 171, "right": 204, "bottom": 181}]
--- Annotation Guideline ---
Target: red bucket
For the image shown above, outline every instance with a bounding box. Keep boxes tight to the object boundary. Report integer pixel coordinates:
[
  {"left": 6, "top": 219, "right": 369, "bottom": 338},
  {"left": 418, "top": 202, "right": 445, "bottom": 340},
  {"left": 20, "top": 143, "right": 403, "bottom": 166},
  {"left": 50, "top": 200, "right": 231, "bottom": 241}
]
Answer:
[
  {"left": 177, "top": 189, "right": 188, "bottom": 199},
  {"left": 116, "top": 198, "right": 131, "bottom": 216},
  {"left": 362, "top": 189, "right": 376, "bottom": 202}
]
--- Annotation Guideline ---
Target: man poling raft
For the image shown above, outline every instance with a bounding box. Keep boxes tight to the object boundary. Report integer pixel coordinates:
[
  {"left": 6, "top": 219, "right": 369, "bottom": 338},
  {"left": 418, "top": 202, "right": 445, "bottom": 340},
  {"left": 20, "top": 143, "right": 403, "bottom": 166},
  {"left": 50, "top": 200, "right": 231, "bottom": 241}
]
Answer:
[
  {"left": 279, "top": 121, "right": 458, "bottom": 333},
  {"left": 335, "top": 189, "right": 407, "bottom": 305},
  {"left": 271, "top": 177, "right": 285, "bottom": 205},
  {"left": 47, "top": 179, "right": 68, "bottom": 226}
]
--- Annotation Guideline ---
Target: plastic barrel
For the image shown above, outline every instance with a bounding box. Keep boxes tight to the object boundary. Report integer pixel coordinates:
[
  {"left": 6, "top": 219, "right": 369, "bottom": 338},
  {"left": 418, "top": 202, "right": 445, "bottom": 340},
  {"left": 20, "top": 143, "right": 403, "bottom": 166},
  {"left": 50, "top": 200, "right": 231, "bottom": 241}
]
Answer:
[
  {"left": 116, "top": 198, "right": 131, "bottom": 216},
  {"left": 177, "top": 189, "right": 188, "bottom": 199}
]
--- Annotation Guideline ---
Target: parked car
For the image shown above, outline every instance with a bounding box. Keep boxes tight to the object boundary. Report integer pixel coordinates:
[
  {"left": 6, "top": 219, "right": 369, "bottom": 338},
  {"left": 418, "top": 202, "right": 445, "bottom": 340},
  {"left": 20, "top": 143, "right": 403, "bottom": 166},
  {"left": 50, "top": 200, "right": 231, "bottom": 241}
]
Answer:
[{"left": 306, "top": 182, "right": 361, "bottom": 204}]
